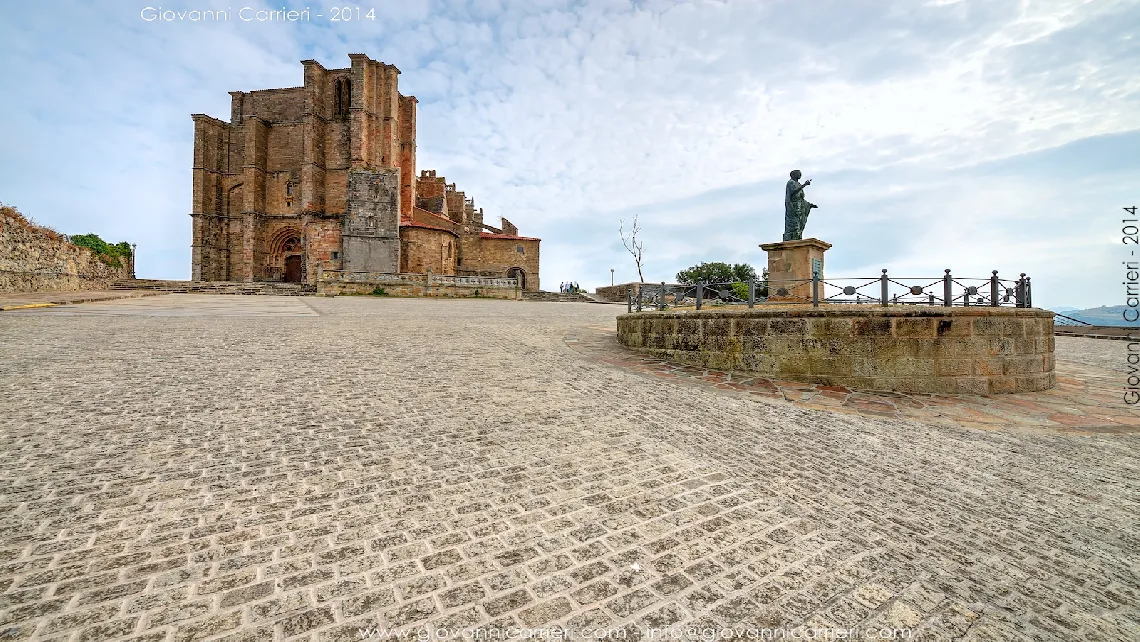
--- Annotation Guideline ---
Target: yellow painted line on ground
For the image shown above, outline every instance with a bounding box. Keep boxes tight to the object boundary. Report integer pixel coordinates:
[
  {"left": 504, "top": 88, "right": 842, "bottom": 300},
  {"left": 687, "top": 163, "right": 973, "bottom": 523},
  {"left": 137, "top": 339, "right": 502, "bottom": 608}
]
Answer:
[{"left": 0, "top": 302, "right": 59, "bottom": 311}]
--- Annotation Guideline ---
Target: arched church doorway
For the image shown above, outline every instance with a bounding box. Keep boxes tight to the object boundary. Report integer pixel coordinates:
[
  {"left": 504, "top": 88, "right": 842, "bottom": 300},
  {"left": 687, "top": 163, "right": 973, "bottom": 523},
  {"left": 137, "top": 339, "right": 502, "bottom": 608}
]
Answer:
[
  {"left": 507, "top": 267, "right": 526, "bottom": 289},
  {"left": 270, "top": 228, "right": 304, "bottom": 283}
]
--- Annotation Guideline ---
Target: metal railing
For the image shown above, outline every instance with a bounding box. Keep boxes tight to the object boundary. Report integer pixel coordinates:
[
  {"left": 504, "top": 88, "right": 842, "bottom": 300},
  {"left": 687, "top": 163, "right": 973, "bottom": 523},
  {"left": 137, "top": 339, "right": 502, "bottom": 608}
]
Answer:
[
  {"left": 1053, "top": 312, "right": 1092, "bottom": 327},
  {"left": 626, "top": 270, "right": 1037, "bottom": 312}
]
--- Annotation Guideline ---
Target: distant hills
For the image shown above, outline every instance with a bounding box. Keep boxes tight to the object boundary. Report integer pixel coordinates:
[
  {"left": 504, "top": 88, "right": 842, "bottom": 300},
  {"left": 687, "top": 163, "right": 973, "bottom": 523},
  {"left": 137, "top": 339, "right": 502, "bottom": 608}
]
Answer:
[{"left": 1052, "top": 305, "right": 1140, "bottom": 326}]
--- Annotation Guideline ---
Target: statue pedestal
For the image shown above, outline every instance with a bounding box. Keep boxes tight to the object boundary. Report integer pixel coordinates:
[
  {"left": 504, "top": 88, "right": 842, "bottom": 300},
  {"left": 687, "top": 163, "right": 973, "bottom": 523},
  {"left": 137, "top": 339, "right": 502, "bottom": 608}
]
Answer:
[{"left": 760, "top": 238, "right": 832, "bottom": 302}]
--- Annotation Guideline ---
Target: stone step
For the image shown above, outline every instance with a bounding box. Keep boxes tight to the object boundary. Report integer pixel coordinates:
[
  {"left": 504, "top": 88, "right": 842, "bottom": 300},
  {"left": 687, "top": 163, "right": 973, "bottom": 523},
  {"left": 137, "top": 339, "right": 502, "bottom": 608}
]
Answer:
[
  {"left": 520, "top": 291, "right": 614, "bottom": 304},
  {"left": 112, "top": 280, "right": 314, "bottom": 295}
]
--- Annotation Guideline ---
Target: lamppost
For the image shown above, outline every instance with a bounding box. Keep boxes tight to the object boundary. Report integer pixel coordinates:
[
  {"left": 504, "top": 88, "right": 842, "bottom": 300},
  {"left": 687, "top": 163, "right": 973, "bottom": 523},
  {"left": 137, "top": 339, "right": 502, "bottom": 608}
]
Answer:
[
  {"left": 131, "top": 243, "right": 137, "bottom": 279},
  {"left": 610, "top": 268, "right": 614, "bottom": 286}
]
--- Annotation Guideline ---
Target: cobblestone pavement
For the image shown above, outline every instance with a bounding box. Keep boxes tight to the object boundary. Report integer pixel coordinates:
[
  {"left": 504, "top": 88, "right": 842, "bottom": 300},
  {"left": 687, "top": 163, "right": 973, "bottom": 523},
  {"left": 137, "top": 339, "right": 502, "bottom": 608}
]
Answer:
[
  {"left": 565, "top": 326, "right": 1140, "bottom": 436},
  {"left": 1, "top": 295, "right": 1137, "bottom": 641}
]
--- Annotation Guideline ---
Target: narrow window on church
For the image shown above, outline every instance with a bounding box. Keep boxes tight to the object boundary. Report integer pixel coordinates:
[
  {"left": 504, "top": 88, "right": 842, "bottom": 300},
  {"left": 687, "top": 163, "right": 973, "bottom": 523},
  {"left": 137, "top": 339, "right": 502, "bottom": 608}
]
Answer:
[
  {"left": 334, "top": 78, "right": 352, "bottom": 117},
  {"left": 516, "top": 245, "right": 525, "bottom": 254},
  {"left": 335, "top": 78, "right": 352, "bottom": 116}
]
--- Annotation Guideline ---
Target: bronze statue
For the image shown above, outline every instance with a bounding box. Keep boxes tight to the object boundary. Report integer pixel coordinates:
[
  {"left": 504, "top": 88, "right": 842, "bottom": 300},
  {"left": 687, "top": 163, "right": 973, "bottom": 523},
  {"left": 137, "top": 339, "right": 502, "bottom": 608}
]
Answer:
[{"left": 783, "top": 169, "right": 818, "bottom": 241}]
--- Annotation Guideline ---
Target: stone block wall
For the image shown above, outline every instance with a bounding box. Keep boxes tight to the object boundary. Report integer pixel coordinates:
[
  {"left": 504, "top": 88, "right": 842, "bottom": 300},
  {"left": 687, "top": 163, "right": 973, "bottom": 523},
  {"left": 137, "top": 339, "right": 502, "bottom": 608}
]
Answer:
[
  {"left": 1, "top": 210, "right": 131, "bottom": 292},
  {"left": 458, "top": 236, "right": 540, "bottom": 291},
  {"left": 595, "top": 283, "right": 640, "bottom": 302},
  {"left": 596, "top": 282, "right": 684, "bottom": 302},
  {"left": 617, "top": 305, "right": 1056, "bottom": 394},
  {"left": 318, "top": 270, "right": 519, "bottom": 299},
  {"left": 342, "top": 168, "right": 400, "bottom": 274},
  {"left": 399, "top": 226, "right": 457, "bottom": 276}
]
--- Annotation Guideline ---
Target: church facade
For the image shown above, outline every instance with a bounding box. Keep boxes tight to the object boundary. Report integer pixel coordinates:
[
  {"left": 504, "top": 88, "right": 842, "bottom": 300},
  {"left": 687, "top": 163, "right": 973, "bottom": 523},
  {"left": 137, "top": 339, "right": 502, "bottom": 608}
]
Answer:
[{"left": 190, "top": 54, "right": 540, "bottom": 290}]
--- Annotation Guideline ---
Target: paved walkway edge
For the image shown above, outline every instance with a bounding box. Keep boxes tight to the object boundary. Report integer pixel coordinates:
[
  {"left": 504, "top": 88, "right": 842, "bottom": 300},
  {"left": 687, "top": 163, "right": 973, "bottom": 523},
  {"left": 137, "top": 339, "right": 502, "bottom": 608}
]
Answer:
[
  {"left": 0, "top": 302, "right": 58, "bottom": 311},
  {"left": 0, "top": 290, "right": 166, "bottom": 311}
]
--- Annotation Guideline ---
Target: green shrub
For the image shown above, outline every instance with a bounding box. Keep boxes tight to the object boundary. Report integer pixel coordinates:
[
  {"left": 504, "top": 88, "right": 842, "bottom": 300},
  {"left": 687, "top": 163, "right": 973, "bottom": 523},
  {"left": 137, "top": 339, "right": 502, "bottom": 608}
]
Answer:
[
  {"left": 370, "top": 286, "right": 388, "bottom": 296},
  {"left": 677, "top": 261, "right": 758, "bottom": 285},
  {"left": 71, "top": 233, "right": 132, "bottom": 268}
]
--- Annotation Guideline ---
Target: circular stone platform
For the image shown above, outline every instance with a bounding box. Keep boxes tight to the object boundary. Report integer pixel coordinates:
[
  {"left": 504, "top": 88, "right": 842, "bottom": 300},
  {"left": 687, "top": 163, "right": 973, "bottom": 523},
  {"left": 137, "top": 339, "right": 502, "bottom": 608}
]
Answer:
[{"left": 617, "top": 305, "right": 1056, "bottom": 394}]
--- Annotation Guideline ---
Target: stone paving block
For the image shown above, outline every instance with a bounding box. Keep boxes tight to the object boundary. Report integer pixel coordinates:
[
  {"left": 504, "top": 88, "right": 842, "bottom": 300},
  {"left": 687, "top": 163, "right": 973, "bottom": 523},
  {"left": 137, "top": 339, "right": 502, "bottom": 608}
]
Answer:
[
  {"left": 340, "top": 588, "right": 397, "bottom": 618},
  {"left": 280, "top": 606, "right": 336, "bottom": 638},
  {"left": 250, "top": 591, "right": 311, "bottom": 622}
]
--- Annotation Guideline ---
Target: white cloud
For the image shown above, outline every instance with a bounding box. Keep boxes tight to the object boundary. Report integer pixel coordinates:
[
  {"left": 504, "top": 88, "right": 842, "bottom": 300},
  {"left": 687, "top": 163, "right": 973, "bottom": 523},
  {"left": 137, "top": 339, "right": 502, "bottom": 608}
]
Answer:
[{"left": 0, "top": 0, "right": 1136, "bottom": 308}]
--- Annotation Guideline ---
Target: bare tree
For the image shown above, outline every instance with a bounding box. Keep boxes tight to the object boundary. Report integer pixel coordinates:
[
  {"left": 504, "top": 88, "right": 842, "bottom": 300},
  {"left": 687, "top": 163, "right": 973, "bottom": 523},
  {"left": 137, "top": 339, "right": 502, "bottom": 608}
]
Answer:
[{"left": 619, "top": 215, "right": 645, "bottom": 283}]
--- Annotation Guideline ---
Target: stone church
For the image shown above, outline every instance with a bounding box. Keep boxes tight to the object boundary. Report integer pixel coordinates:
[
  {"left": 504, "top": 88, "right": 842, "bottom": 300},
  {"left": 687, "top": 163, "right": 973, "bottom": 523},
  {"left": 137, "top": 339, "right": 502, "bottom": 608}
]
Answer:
[{"left": 190, "top": 54, "right": 540, "bottom": 290}]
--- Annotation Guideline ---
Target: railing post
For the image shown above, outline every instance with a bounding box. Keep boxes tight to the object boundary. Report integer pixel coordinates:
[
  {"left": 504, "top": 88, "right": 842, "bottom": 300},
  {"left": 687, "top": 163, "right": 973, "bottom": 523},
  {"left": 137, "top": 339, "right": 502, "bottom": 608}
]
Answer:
[
  {"left": 1016, "top": 273, "right": 1026, "bottom": 308},
  {"left": 990, "top": 271, "right": 999, "bottom": 307},
  {"left": 811, "top": 271, "right": 820, "bottom": 308},
  {"left": 748, "top": 280, "right": 755, "bottom": 308},
  {"left": 626, "top": 287, "right": 632, "bottom": 313},
  {"left": 659, "top": 281, "right": 666, "bottom": 311},
  {"left": 943, "top": 269, "right": 952, "bottom": 307},
  {"left": 636, "top": 285, "right": 643, "bottom": 312},
  {"left": 1025, "top": 276, "right": 1032, "bottom": 308},
  {"left": 696, "top": 283, "right": 703, "bottom": 310},
  {"left": 880, "top": 269, "right": 888, "bottom": 306}
]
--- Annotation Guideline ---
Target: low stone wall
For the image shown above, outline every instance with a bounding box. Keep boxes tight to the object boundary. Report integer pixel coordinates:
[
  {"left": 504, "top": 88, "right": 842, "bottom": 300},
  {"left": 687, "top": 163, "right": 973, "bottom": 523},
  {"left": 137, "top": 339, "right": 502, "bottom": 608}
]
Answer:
[
  {"left": 596, "top": 282, "right": 683, "bottom": 302},
  {"left": 1, "top": 210, "right": 131, "bottom": 293},
  {"left": 617, "top": 305, "right": 1055, "bottom": 394},
  {"left": 319, "top": 270, "right": 520, "bottom": 299}
]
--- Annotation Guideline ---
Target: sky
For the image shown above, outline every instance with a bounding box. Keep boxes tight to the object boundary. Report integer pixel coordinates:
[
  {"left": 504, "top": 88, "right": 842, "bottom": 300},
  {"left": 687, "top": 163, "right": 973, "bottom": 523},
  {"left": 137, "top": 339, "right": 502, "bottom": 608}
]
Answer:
[{"left": 1, "top": 0, "right": 1138, "bottom": 309}]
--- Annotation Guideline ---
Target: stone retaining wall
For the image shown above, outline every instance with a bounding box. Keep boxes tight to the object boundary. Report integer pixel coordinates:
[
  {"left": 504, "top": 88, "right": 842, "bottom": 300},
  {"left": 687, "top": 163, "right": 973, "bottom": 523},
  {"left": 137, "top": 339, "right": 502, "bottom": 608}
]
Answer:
[
  {"left": 617, "top": 305, "right": 1055, "bottom": 394},
  {"left": 318, "top": 270, "right": 520, "bottom": 299},
  {"left": 1, "top": 210, "right": 131, "bottom": 293},
  {"left": 595, "top": 282, "right": 683, "bottom": 302}
]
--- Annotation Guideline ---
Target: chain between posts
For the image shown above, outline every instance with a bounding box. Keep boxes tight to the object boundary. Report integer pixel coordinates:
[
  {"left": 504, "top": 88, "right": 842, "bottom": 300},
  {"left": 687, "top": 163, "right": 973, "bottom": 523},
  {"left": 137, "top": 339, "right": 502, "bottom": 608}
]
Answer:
[{"left": 620, "top": 270, "right": 1033, "bottom": 311}]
